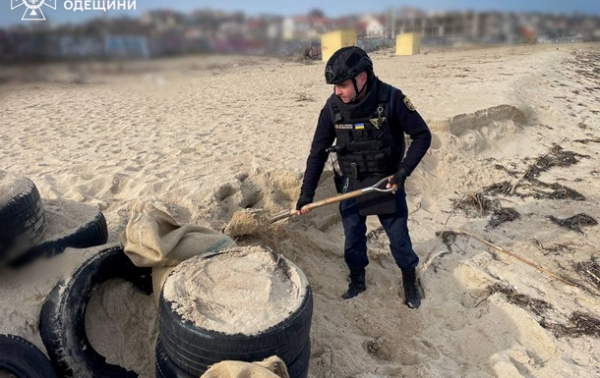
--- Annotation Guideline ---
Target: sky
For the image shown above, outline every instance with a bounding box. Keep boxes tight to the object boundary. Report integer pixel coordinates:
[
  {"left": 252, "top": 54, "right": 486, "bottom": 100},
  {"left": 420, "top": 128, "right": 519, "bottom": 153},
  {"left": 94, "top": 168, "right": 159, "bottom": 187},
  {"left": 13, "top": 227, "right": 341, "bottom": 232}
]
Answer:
[{"left": 2, "top": 0, "right": 599, "bottom": 28}]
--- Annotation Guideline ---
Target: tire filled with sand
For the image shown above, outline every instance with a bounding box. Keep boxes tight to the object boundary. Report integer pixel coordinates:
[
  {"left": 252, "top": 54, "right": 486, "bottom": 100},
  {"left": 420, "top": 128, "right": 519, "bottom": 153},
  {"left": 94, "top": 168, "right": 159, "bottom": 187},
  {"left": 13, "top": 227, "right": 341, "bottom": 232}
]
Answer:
[{"left": 162, "top": 245, "right": 309, "bottom": 336}]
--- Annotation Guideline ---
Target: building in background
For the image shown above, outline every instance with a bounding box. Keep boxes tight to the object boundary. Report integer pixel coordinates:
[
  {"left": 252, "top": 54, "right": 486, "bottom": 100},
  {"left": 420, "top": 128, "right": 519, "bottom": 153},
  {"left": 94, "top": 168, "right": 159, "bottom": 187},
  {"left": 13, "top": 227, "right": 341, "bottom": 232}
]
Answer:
[{"left": 1, "top": 7, "right": 599, "bottom": 63}]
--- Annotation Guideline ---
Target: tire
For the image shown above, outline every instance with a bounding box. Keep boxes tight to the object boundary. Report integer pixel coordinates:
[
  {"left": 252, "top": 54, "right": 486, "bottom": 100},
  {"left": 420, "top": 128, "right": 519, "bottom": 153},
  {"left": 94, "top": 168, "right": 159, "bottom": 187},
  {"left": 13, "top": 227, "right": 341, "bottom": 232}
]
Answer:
[
  {"left": 158, "top": 286, "right": 313, "bottom": 377},
  {"left": 10, "top": 199, "right": 108, "bottom": 267},
  {"left": 0, "top": 172, "right": 45, "bottom": 263},
  {"left": 0, "top": 334, "right": 57, "bottom": 378},
  {"left": 39, "top": 246, "right": 152, "bottom": 378},
  {"left": 156, "top": 338, "right": 310, "bottom": 378},
  {"left": 287, "top": 341, "right": 310, "bottom": 378},
  {"left": 155, "top": 338, "right": 195, "bottom": 378}
]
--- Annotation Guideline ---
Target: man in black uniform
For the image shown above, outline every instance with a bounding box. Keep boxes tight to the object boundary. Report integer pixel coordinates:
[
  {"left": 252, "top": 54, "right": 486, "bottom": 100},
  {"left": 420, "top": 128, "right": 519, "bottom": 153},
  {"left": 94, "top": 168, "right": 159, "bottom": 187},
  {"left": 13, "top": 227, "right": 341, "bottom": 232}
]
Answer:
[{"left": 296, "top": 46, "right": 431, "bottom": 309}]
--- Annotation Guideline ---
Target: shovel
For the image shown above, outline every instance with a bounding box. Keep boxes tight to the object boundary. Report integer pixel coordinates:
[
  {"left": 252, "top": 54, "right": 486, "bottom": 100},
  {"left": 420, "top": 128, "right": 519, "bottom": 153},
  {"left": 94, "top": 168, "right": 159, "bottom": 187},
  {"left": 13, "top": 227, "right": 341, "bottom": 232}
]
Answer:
[{"left": 269, "top": 175, "right": 395, "bottom": 223}]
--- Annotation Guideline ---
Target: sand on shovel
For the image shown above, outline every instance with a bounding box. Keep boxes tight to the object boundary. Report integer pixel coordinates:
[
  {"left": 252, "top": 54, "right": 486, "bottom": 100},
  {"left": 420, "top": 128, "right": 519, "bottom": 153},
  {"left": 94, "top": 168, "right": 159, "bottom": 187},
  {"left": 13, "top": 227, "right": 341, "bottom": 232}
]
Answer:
[{"left": 223, "top": 209, "right": 271, "bottom": 237}]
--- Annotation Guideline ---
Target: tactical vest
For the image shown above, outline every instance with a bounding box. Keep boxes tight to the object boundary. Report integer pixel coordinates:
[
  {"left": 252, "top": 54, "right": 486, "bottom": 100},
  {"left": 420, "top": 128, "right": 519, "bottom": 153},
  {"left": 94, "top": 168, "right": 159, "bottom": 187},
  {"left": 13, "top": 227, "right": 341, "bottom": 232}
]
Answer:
[
  {"left": 328, "top": 82, "right": 402, "bottom": 216},
  {"left": 329, "top": 82, "right": 401, "bottom": 181}
]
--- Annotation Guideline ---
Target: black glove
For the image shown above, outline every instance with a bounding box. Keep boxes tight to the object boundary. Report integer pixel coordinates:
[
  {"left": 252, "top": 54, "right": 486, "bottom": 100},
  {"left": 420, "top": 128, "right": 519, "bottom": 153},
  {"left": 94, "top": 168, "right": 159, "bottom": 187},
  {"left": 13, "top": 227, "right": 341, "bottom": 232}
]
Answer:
[
  {"left": 389, "top": 168, "right": 408, "bottom": 190},
  {"left": 296, "top": 193, "right": 313, "bottom": 210}
]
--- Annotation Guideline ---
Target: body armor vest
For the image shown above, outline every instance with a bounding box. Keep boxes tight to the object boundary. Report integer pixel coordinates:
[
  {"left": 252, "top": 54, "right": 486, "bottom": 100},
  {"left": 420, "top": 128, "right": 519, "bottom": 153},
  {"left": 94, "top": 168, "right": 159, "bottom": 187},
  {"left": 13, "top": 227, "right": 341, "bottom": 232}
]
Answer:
[
  {"left": 329, "top": 81, "right": 400, "bottom": 181},
  {"left": 328, "top": 81, "right": 403, "bottom": 216}
]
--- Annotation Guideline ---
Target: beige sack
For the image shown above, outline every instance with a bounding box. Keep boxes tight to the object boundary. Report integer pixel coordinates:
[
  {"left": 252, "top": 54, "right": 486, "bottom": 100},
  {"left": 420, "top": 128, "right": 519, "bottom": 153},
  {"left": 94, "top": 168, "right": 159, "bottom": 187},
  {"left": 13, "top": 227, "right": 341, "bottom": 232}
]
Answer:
[
  {"left": 120, "top": 200, "right": 236, "bottom": 303},
  {"left": 201, "top": 356, "right": 290, "bottom": 378},
  {"left": 120, "top": 200, "right": 235, "bottom": 268}
]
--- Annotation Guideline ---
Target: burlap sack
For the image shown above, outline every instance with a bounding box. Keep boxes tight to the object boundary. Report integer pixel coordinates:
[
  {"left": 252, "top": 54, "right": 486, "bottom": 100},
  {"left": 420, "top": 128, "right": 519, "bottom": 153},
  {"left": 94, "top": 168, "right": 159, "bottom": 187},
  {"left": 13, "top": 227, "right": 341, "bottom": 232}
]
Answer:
[
  {"left": 200, "top": 356, "right": 290, "bottom": 378},
  {"left": 120, "top": 200, "right": 236, "bottom": 303}
]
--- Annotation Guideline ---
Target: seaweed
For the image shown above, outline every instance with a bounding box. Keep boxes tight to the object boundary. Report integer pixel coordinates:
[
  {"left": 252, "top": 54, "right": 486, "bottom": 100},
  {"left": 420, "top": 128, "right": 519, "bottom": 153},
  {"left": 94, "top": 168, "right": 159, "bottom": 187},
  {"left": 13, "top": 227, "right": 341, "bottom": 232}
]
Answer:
[
  {"left": 547, "top": 213, "right": 598, "bottom": 234},
  {"left": 542, "top": 312, "right": 600, "bottom": 338},
  {"left": 487, "top": 207, "right": 520, "bottom": 229},
  {"left": 523, "top": 145, "right": 589, "bottom": 181},
  {"left": 532, "top": 239, "right": 573, "bottom": 256},
  {"left": 487, "top": 283, "right": 552, "bottom": 317},
  {"left": 574, "top": 256, "right": 600, "bottom": 291},
  {"left": 453, "top": 192, "right": 500, "bottom": 217},
  {"left": 532, "top": 182, "right": 586, "bottom": 201}
]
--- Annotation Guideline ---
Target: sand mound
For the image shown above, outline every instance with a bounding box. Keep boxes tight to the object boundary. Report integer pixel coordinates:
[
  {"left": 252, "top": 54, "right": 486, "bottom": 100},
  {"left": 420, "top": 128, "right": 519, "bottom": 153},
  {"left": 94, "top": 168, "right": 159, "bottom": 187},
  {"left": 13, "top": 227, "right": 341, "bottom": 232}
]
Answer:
[{"left": 163, "top": 246, "right": 308, "bottom": 335}]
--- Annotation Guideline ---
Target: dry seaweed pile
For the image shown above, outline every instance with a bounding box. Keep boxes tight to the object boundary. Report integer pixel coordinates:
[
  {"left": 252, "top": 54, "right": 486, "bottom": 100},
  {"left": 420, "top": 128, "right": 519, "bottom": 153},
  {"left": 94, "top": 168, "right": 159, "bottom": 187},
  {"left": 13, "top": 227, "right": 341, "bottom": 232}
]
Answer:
[
  {"left": 542, "top": 312, "right": 600, "bottom": 338},
  {"left": 452, "top": 145, "right": 591, "bottom": 228},
  {"left": 488, "top": 284, "right": 600, "bottom": 340},
  {"left": 547, "top": 213, "right": 598, "bottom": 234},
  {"left": 532, "top": 239, "right": 573, "bottom": 256},
  {"left": 487, "top": 207, "right": 520, "bottom": 229},
  {"left": 486, "top": 283, "right": 552, "bottom": 317},
  {"left": 482, "top": 145, "right": 589, "bottom": 201},
  {"left": 574, "top": 256, "right": 600, "bottom": 291},
  {"left": 453, "top": 192, "right": 500, "bottom": 218},
  {"left": 522, "top": 145, "right": 589, "bottom": 181},
  {"left": 452, "top": 193, "right": 520, "bottom": 229}
]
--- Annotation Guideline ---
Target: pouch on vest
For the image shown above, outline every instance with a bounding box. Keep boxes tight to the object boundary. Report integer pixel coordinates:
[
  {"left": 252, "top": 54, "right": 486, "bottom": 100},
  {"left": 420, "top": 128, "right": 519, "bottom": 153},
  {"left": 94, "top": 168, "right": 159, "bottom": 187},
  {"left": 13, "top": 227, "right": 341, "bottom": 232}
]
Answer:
[{"left": 351, "top": 176, "right": 397, "bottom": 216}]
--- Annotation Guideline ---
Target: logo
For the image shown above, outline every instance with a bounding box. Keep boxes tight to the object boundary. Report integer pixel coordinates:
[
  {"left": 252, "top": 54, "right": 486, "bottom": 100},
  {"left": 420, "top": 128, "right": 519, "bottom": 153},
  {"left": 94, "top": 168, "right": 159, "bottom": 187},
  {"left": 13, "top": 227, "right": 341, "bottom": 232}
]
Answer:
[
  {"left": 370, "top": 117, "right": 385, "bottom": 129},
  {"left": 11, "top": 0, "right": 56, "bottom": 21},
  {"left": 403, "top": 96, "right": 416, "bottom": 111}
]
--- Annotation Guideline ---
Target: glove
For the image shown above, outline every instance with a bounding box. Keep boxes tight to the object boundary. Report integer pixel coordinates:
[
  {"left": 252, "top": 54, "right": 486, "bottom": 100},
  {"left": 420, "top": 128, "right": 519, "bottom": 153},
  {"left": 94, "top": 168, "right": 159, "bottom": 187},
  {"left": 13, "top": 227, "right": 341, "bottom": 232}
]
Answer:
[
  {"left": 389, "top": 168, "right": 408, "bottom": 190},
  {"left": 295, "top": 193, "right": 313, "bottom": 211}
]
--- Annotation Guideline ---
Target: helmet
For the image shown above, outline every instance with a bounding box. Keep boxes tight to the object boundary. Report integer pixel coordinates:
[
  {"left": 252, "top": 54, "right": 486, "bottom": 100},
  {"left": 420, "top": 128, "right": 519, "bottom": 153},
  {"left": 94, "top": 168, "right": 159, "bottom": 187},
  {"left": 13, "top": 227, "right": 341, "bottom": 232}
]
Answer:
[{"left": 324, "top": 46, "right": 373, "bottom": 84}]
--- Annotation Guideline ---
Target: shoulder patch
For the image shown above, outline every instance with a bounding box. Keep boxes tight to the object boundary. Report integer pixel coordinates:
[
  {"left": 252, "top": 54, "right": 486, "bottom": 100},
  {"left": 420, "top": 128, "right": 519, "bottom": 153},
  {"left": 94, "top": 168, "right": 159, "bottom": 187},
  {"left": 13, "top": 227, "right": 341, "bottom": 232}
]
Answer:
[{"left": 403, "top": 95, "right": 416, "bottom": 111}]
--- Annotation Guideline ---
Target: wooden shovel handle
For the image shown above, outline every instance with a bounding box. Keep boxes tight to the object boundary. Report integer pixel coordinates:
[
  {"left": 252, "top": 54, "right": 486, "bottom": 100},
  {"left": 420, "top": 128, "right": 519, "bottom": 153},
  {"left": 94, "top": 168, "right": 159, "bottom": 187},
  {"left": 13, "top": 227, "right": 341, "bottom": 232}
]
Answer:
[{"left": 268, "top": 175, "right": 395, "bottom": 223}]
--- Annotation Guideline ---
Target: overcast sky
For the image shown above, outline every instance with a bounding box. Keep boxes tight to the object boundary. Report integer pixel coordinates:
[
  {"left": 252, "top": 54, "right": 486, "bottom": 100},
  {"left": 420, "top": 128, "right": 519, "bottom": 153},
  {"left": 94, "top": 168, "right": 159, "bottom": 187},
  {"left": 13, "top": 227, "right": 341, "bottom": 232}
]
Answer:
[{"left": 2, "top": 0, "right": 599, "bottom": 28}]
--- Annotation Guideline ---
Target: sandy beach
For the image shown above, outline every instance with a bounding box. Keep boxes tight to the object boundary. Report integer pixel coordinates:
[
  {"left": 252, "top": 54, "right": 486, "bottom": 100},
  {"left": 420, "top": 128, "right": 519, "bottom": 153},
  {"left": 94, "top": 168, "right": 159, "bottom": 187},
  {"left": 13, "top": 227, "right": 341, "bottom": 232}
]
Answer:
[{"left": 1, "top": 42, "right": 599, "bottom": 378}]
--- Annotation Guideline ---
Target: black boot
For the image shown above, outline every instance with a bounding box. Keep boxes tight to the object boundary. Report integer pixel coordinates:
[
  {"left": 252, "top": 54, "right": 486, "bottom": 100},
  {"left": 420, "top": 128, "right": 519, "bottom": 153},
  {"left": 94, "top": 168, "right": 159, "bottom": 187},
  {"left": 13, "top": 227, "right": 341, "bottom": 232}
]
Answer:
[
  {"left": 401, "top": 267, "right": 421, "bottom": 309},
  {"left": 341, "top": 268, "right": 366, "bottom": 300}
]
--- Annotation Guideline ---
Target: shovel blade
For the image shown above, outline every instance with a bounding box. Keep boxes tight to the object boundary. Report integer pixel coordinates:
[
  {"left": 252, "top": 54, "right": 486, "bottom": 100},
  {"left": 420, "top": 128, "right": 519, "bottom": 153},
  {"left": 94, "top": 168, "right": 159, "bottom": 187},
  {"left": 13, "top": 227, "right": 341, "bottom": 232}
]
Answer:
[{"left": 268, "top": 210, "right": 295, "bottom": 223}]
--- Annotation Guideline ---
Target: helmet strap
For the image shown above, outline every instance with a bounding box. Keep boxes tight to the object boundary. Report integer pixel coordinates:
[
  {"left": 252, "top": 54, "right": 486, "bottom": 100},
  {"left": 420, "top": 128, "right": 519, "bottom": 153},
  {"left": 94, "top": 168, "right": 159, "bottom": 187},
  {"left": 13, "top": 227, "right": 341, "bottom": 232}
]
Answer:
[{"left": 350, "top": 77, "right": 367, "bottom": 104}]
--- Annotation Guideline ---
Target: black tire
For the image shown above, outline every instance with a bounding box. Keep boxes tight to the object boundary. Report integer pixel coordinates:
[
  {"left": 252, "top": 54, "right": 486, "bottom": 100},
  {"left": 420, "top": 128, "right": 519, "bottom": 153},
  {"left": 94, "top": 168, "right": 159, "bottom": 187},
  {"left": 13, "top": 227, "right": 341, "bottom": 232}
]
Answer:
[
  {"left": 39, "top": 246, "right": 152, "bottom": 378},
  {"left": 156, "top": 338, "right": 309, "bottom": 378},
  {"left": 287, "top": 340, "right": 310, "bottom": 378},
  {"left": 10, "top": 199, "right": 108, "bottom": 267},
  {"left": 0, "top": 334, "right": 57, "bottom": 378},
  {"left": 155, "top": 338, "right": 195, "bottom": 378},
  {"left": 158, "top": 286, "right": 313, "bottom": 377},
  {"left": 0, "top": 172, "right": 45, "bottom": 263}
]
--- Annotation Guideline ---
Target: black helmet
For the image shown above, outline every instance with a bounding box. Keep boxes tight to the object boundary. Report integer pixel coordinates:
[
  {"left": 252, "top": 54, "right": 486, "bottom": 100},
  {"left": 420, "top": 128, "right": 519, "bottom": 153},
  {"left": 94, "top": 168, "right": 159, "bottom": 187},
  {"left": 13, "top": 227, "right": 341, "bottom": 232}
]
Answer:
[{"left": 324, "top": 46, "right": 373, "bottom": 84}]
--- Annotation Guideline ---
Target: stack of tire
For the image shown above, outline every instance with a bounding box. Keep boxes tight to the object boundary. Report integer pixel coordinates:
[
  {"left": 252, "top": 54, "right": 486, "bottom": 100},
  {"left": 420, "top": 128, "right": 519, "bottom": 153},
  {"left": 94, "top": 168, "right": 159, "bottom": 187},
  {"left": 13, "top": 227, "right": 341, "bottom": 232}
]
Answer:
[
  {"left": 156, "top": 251, "right": 313, "bottom": 378},
  {"left": 0, "top": 171, "right": 119, "bottom": 378},
  {"left": 0, "top": 246, "right": 152, "bottom": 378},
  {"left": 0, "top": 334, "right": 58, "bottom": 378},
  {"left": 0, "top": 171, "right": 108, "bottom": 267},
  {"left": 0, "top": 172, "right": 46, "bottom": 264},
  {"left": 39, "top": 245, "right": 153, "bottom": 378}
]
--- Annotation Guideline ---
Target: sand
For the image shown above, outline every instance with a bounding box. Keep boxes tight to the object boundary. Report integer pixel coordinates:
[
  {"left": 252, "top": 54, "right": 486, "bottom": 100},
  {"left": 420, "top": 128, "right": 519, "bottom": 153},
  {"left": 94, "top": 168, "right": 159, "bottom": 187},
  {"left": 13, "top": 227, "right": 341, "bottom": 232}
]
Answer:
[
  {"left": 0, "top": 43, "right": 599, "bottom": 378},
  {"left": 38, "top": 198, "right": 102, "bottom": 239},
  {"left": 163, "top": 246, "right": 307, "bottom": 335},
  {"left": 0, "top": 171, "right": 31, "bottom": 203},
  {"left": 224, "top": 208, "right": 271, "bottom": 237}
]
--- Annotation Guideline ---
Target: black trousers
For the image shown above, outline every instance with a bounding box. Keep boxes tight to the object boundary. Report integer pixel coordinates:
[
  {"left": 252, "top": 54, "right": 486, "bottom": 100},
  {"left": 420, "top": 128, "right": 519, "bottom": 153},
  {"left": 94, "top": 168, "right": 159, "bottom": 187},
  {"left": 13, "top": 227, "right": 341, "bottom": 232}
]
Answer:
[{"left": 339, "top": 181, "right": 418, "bottom": 271}]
